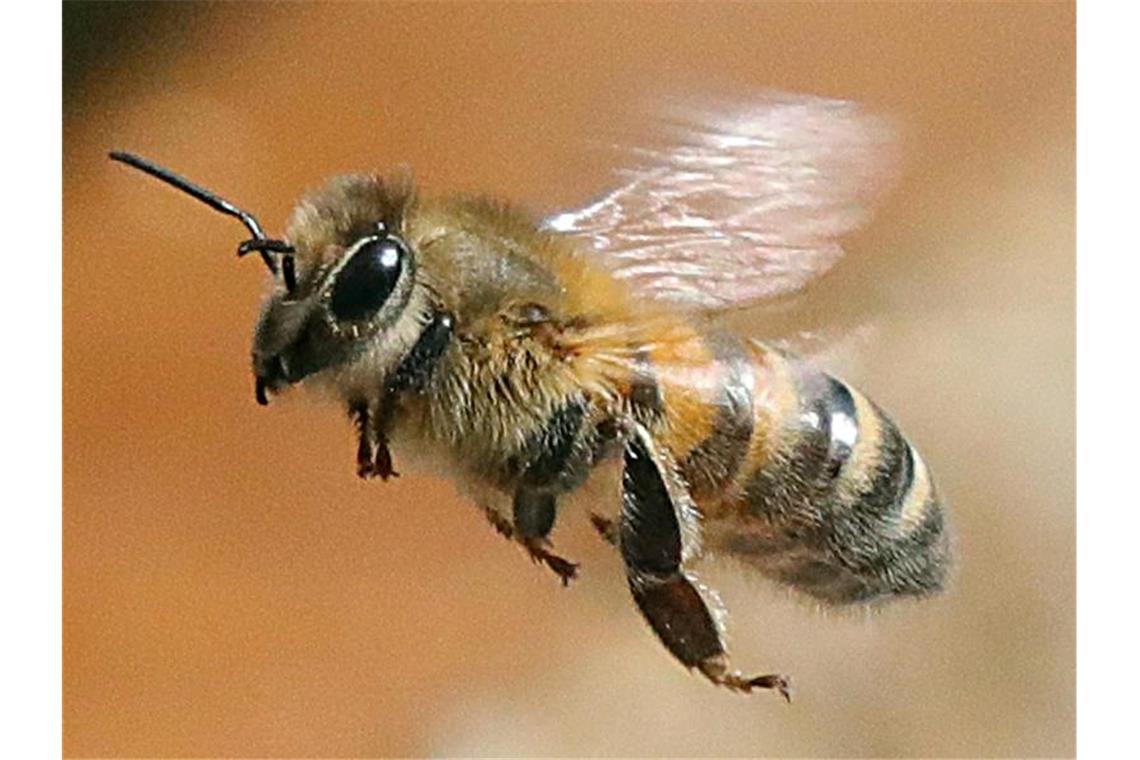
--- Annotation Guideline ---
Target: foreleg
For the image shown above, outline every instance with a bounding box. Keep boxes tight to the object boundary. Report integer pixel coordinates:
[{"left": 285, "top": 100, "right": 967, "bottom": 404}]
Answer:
[{"left": 351, "top": 402, "right": 399, "bottom": 481}]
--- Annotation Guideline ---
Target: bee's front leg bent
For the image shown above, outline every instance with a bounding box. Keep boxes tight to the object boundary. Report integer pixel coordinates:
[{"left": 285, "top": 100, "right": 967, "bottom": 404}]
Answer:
[
  {"left": 351, "top": 401, "right": 399, "bottom": 481},
  {"left": 351, "top": 402, "right": 377, "bottom": 478},
  {"left": 620, "top": 426, "right": 791, "bottom": 701}
]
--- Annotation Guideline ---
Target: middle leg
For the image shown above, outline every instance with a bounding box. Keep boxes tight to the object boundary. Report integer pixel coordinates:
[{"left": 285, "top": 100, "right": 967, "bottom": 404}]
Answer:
[
  {"left": 514, "top": 489, "right": 579, "bottom": 585},
  {"left": 479, "top": 395, "right": 599, "bottom": 585},
  {"left": 477, "top": 492, "right": 579, "bottom": 586}
]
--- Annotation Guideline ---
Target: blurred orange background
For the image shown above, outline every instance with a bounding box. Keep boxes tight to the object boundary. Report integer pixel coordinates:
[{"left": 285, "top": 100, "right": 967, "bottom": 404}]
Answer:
[{"left": 64, "top": 3, "right": 1073, "bottom": 757}]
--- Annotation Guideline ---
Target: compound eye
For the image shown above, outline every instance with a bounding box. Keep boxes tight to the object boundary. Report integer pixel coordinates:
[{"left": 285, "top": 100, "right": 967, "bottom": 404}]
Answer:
[{"left": 329, "top": 237, "right": 405, "bottom": 322}]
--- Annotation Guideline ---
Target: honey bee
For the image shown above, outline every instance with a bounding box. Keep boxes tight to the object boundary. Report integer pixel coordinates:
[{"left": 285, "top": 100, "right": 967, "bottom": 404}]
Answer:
[{"left": 109, "top": 93, "right": 951, "bottom": 701}]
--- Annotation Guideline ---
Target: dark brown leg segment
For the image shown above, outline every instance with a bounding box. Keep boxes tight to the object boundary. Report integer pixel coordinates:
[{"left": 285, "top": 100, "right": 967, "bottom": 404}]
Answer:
[
  {"left": 352, "top": 402, "right": 399, "bottom": 481},
  {"left": 482, "top": 504, "right": 516, "bottom": 540},
  {"left": 620, "top": 428, "right": 791, "bottom": 700},
  {"left": 485, "top": 395, "right": 593, "bottom": 586},
  {"left": 352, "top": 403, "right": 376, "bottom": 479},
  {"left": 589, "top": 513, "right": 619, "bottom": 546},
  {"left": 478, "top": 493, "right": 579, "bottom": 586},
  {"left": 513, "top": 490, "right": 579, "bottom": 586},
  {"left": 370, "top": 436, "right": 398, "bottom": 480}
]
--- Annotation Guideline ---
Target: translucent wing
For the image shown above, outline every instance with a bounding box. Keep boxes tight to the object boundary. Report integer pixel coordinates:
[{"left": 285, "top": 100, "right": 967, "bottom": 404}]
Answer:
[{"left": 545, "top": 93, "right": 899, "bottom": 310}]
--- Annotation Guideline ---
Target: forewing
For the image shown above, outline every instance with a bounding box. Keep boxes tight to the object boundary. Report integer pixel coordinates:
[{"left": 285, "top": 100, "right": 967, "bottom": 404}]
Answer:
[{"left": 545, "top": 93, "right": 899, "bottom": 310}]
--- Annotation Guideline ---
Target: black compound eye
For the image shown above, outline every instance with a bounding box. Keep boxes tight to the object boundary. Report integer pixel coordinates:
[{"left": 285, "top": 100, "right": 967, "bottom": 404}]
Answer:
[{"left": 329, "top": 237, "right": 405, "bottom": 322}]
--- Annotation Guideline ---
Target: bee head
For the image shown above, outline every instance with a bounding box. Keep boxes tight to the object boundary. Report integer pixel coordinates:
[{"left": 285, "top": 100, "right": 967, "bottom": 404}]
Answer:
[
  {"left": 109, "top": 153, "right": 427, "bottom": 405},
  {"left": 252, "top": 173, "right": 425, "bottom": 404}
]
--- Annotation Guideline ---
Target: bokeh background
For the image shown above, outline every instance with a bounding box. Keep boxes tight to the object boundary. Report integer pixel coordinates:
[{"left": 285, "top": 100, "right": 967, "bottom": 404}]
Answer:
[{"left": 63, "top": 3, "right": 1074, "bottom": 757}]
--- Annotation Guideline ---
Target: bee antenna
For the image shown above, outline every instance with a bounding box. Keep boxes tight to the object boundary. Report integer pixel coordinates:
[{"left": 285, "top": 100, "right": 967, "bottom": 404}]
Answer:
[{"left": 108, "top": 151, "right": 290, "bottom": 274}]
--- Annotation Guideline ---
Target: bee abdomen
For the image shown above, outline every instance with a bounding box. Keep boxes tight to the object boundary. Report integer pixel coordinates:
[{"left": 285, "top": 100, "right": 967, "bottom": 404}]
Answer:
[
  {"left": 733, "top": 365, "right": 951, "bottom": 605},
  {"left": 680, "top": 334, "right": 756, "bottom": 495}
]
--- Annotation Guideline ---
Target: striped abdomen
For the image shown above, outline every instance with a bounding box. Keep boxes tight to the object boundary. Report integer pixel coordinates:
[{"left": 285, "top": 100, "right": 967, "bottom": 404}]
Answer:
[{"left": 637, "top": 332, "right": 951, "bottom": 605}]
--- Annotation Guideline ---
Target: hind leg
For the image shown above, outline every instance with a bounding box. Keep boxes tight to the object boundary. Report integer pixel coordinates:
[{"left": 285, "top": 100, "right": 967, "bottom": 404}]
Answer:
[{"left": 619, "top": 426, "right": 791, "bottom": 700}]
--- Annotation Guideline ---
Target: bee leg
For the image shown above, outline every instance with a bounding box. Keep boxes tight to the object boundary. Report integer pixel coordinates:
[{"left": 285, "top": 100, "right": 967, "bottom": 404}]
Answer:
[
  {"left": 371, "top": 438, "right": 398, "bottom": 481},
  {"left": 620, "top": 428, "right": 791, "bottom": 701},
  {"left": 481, "top": 504, "right": 516, "bottom": 541},
  {"left": 371, "top": 400, "right": 400, "bottom": 480},
  {"left": 589, "top": 513, "right": 619, "bottom": 547},
  {"left": 476, "top": 499, "right": 578, "bottom": 585},
  {"left": 494, "top": 396, "right": 591, "bottom": 585},
  {"left": 356, "top": 310, "right": 454, "bottom": 482},
  {"left": 514, "top": 489, "right": 579, "bottom": 586},
  {"left": 351, "top": 402, "right": 377, "bottom": 479},
  {"left": 352, "top": 400, "right": 400, "bottom": 481}
]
